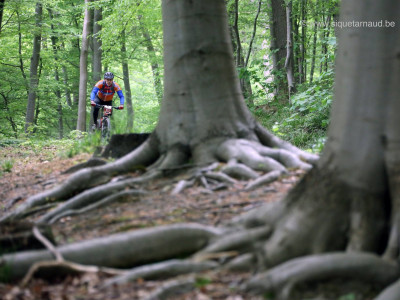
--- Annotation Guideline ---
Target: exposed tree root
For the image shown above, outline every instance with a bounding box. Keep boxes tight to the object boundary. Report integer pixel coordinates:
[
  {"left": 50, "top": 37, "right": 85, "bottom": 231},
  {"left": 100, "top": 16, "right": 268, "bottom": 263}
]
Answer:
[
  {"left": 224, "top": 253, "right": 256, "bottom": 271},
  {"left": 62, "top": 157, "right": 107, "bottom": 174},
  {"left": 1, "top": 125, "right": 317, "bottom": 225},
  {"left": 375, "top": 279, "right": 400, "bottom": 300},
  {"left": 221, "top": 159, "right": 259, "bottom": 180},
  {"left": 245, "top": 170, "right": 284, "bottom": 191},
  {"left": 37, "top": 178, "right": 147, "bottom": 224},
  {"left": 21, "top": 227, "right": 126, "bottom": 287},
  {"left": 254, "top": 123, "right": 319, "bottom": 164},
  {"left": 0, "top": 223, "right": 221, "bottom": 281},
  {"left": 144, "top": 276, "right": 196, "bottom": 300},
  {"left": 0, "top": 137, "right": 160, "bottom": 224},
  {"left": 102, "top": 259, "right": 218, "bottom": 288},
  {"left": 193, "top": 225, "right": 271, "bottom": 257},
  {"left": 244, "top": 252, "right": 400, "bottom": 299},
  {"left": 20, "top": 260, "right": 127, "bottom": 287},
  {"left": 47, "top": 189, "right": 146, "bottom": 224}
]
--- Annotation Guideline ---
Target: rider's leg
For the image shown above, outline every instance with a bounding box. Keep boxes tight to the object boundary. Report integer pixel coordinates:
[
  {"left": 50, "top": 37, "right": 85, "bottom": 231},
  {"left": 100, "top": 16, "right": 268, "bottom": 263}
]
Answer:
[{"left": 92, "top": 97, "right": 105, "bottom": 128}]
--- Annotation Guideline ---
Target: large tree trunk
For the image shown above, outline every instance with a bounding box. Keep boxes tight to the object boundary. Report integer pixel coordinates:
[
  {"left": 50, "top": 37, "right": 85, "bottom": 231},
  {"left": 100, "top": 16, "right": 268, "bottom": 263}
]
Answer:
[
  {"left": 76, "top": 0, "right": 91, "bottom": 132},
  {"left": 157, "top": 0, "right": 256, "bottom": 154},
  {"left": 24, "top": 1, "right": 42, "bottom": 134},
  {"left": 244, "top": 0, "right": 400, "bottom": 289}
]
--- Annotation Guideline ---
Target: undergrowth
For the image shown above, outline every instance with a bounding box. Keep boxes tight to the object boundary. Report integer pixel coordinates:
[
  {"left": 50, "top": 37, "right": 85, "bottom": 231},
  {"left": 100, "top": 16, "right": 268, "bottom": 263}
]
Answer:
[{"left": 252, "top": 70, "right": 333, "bottom": 153}]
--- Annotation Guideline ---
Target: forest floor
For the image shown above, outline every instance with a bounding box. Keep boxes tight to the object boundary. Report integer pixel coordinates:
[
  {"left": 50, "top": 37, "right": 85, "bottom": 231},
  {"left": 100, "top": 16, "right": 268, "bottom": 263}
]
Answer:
[{"left": 0, "top": 145, "right": 379, "bottom": 300}]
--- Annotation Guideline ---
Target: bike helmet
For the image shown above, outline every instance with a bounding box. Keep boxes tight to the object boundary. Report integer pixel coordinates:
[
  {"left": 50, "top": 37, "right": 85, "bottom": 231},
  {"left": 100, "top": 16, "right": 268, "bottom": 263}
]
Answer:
[{"left": 104, "top": 72, "right": 114, "bottom": 80}]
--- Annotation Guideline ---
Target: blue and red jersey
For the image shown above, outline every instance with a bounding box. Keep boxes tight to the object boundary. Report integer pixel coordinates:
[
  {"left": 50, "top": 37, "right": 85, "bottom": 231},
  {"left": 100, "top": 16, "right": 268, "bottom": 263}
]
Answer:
[{"left": 90, "top": 80, "right": 125, "bottom": 104}]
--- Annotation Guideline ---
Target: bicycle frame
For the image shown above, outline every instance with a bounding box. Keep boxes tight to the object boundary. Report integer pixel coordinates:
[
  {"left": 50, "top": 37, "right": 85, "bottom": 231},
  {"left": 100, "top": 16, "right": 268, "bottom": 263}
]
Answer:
[{"left": 95, "top": 104, "right": 120, "bottom": 140}]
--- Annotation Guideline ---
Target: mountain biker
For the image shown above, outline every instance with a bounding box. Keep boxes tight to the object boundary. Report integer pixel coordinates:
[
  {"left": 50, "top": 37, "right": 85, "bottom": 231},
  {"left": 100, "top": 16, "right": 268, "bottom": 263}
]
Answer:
[{"left": 90, "top": 72, "right": 125, "bottom": 129}]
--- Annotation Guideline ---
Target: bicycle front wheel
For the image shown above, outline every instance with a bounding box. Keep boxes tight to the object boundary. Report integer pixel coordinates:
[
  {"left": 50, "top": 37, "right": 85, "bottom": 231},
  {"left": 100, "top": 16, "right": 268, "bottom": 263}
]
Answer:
[{"left": 101, "top": 118, "right": 111, "bottom": 141}]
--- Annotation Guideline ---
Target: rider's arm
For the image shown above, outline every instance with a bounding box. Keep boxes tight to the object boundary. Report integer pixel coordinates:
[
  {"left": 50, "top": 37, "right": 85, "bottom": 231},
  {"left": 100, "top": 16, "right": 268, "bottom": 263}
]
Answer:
[
  {"left": 90, "top": 86, "right": 100, "bottom": 101},
  {"left": 117, "top": 90, "right": 125, "bottom": 105}
]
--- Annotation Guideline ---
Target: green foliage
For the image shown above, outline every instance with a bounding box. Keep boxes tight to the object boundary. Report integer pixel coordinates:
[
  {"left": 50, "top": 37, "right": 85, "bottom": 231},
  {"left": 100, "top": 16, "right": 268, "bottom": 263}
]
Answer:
[
  {"left": 60, "top": 131, "right": 102, "bottom": 158},
  {"left": 338, "top": 293, "right": 356, "bottom": 300},
  {"left": 1, "top": 159, "right": 14, "bottom": 173},
  {"left": 0, "top": 0, "right": 336, "bottom": 154},
  {"left": 195, "top": 276, "right": 213, "bottom": 288},
  {"left": 253, "top": 69, "right": 333, "bottom": 153}
]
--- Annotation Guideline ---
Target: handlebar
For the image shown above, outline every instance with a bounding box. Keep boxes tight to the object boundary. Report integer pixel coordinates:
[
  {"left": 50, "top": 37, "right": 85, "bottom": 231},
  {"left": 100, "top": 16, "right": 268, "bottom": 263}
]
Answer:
[{"left": 94, "top": 104, "right": 121, "bottom": 110}]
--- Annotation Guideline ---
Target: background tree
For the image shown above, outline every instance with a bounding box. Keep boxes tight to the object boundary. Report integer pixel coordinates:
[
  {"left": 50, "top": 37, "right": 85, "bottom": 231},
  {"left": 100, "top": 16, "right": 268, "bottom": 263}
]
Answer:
[
  {"left": 121, "top": 28, "right": 134, "bottom": 131},
  {"left": 92, "top": 3, "right": 102, "bottom": 83},
  {"left": 0, "top": 0, "right": 5, "bottom": 34},
  {"left": 76, "top": 0, "right": 91, "bottom": 132},
  {"left": 268, "top": 0, "right": 289, "bottom": 102},
  {"left": 24, "top": 0, "right": 42, "bottom": 133}
]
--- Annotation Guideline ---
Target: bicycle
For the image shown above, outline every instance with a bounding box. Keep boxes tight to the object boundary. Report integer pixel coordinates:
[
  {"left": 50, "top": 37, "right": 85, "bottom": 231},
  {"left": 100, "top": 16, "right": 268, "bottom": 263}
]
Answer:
[{"left": 94, "top": 104, "right": 121, "bottom": 141}]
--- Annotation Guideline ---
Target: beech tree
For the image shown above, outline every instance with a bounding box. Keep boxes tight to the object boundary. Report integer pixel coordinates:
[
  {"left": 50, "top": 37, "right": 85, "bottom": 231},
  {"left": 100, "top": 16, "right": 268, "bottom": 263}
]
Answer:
[
  {"left": 269, "top": 0, "right": 289, "bottom": 102},
  {"left": 1, "top": 0, "right": 400, "bottom": 298},
  {"left": 76, "top": 0, "right": 91, "bottom": 132},
  {"left": 24, "top": 0, "right": 42, "bottom": 133}
]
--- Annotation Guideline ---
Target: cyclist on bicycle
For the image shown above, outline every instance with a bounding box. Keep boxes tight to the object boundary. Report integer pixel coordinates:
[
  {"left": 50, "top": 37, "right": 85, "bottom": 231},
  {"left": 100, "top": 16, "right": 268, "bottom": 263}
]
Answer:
[{"left": 90, "top": 72, "right": 125, "bottom": 129}]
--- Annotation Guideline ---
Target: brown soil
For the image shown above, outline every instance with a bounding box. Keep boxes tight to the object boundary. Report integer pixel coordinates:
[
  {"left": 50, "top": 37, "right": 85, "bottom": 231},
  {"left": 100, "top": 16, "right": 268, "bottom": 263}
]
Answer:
[{"left": 0, "top": 146, "right": 378, "bottom": 300}]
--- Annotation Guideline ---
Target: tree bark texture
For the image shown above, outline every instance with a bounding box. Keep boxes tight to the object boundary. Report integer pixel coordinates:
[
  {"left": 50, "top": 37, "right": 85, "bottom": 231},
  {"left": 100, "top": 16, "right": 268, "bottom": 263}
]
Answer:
[
  {"left": 76, "top": 0, "right": 91, "bottom": 132},
  {"left": 259, "top": 0, "right": 400, "bottom": 266},
  {"left": 284, "top": 0, "right": 296, "bottom": 98},
  {"left": 269, "top": 0, "right": 289, "bottom": 102},
  {"left": 158, "top": 0, "right": 256, "bottom": 154}
]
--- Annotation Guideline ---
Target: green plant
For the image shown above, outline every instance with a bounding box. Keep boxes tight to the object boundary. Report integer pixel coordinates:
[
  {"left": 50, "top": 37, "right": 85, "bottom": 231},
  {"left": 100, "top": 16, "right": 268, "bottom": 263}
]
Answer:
[
  {"left": 195, "top": 276, "right": 212, "bottom": 288},
  {"left": 338, "top": 293, "right": 356, "bottom": 300},
  {"left": 1, "top": 159, "right": 14, "bottom": 173}
]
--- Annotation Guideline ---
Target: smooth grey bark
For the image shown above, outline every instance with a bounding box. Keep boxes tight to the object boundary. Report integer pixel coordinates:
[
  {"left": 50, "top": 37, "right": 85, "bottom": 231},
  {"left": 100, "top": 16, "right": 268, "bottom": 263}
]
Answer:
[
  {"left": 24, "top": 0, "right": 42, "bottom": 133},
  {"left": 268, "top": 0, "right": 289, "bottom": 102},
  {"left": 158, "top": 0, "right": 257, "bottom": 153},
  {"left": 284, "top": 0, "right": 296, "bottom": 97},
  {"left": 76, "top": 0, "right": 91, "bottom": 132},
  {"left": 121, "top": 29, "right": 134, "bottom": 131},
  {"left": 257, "top": 0, "right": 400, "bottom": 267},
  {"left": 1, "top": 224, "right": 220, "bottom": 281}
]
